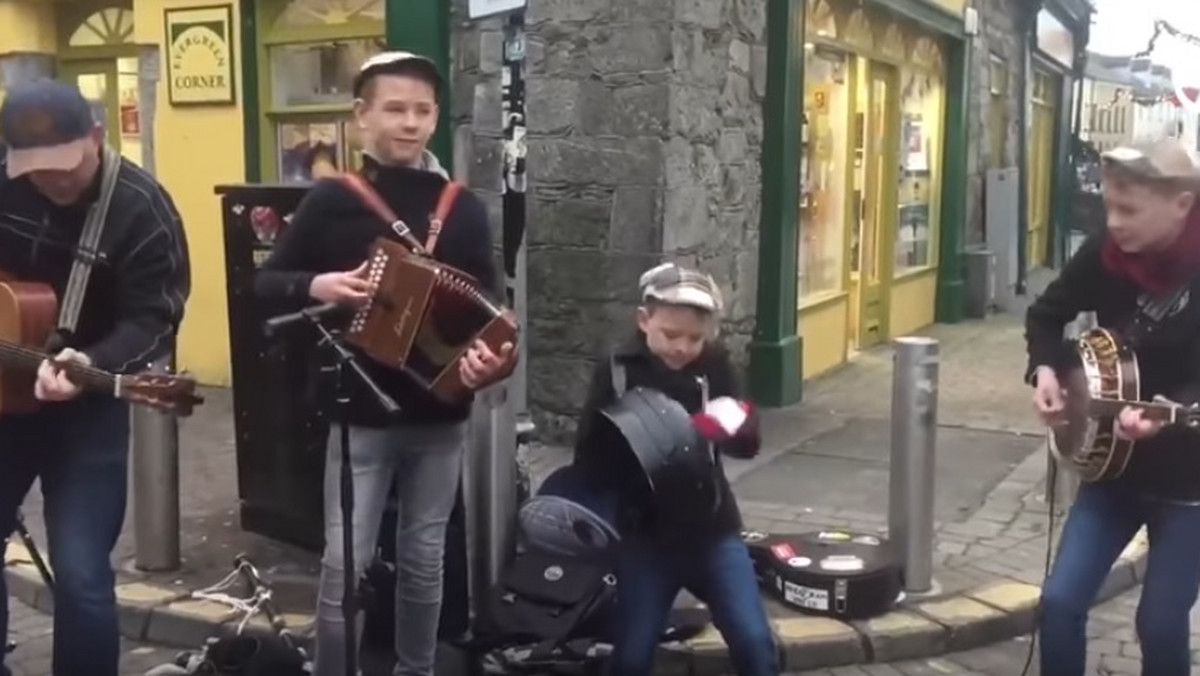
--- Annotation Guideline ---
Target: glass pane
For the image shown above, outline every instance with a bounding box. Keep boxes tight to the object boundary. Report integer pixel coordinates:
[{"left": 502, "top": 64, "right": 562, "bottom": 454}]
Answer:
[
  {"left": 269, "top": 38, "right": 384, "bottom": 108},
  {"left": 75, "top": 73, "right": 109, "bottom": 129},
  {"left": 342, "top": 120, "right": 366, "bottom": 172},
  {"left": 69, "top": 8, "right": 135, "bottom": 47},
  {"left": 866, "top": 74, "right": 888, "bottom": 283},
  {"left": 798, "top": 46, "right": 849, "bottom": 302},
  {"left": 895, "top": 68, "right": 942, "bottom": 274},
  {"left": 117, "top": 57, "right": 143, "bottom": 167},
  {"left": 277, "top": 120, "right": 341, "bottom": 182},
  {"left": 275, "top": 0, "right": 384, "bottom": 28}
]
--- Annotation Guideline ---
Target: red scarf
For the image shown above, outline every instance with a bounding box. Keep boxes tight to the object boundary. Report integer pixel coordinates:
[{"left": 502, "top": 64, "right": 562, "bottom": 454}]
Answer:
[{"left": 1101, "top": 206, "right": 1200, "bottom": 297}]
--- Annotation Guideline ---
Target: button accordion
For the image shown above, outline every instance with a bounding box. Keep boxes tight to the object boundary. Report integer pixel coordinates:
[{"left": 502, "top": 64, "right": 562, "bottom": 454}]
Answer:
[{"left": 336, "top": 173, "right": 518, "bottom": 403}]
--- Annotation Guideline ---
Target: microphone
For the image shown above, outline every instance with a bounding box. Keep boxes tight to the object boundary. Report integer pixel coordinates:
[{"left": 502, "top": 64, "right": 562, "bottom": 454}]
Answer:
[{"left": 263, "top": 302, "right": 343, "bottom": 337}]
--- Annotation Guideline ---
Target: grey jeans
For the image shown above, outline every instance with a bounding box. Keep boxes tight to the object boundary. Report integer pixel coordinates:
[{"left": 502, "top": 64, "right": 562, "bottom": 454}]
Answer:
[{"left": 313, "top": 421, "right": 467, "bottom": 676}]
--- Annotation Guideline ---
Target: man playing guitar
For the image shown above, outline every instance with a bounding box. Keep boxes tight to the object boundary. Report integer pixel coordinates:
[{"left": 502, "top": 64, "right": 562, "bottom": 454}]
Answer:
[
  {"left": 1027, "top": 139, "right": 1200, "bottom": 676},
  {"left": 0, "top": 80, "right": 190, "bottom": 676}
]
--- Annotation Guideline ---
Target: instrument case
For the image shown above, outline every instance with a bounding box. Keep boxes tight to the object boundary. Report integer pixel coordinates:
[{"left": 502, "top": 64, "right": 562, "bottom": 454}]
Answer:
[{"left": 742, "top": 530, "right": 902, "bottom": 620}]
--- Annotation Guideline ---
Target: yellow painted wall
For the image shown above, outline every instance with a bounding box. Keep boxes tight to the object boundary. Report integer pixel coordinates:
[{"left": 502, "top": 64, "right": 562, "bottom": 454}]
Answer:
[
  {"left": 799, "top": 297, "right": 849, "bottom": 379},
  {"left": 134, "top": 0, "right": 243, "bottom": 385},
  {"left": 921, "top": 0, "right": 966, "bottom": 16},
  {"left": 888, "top": 270, "right": 937, "bottom": 337},
  {"left": 0, "top": 0, "right": 56, "bottom": 55}
]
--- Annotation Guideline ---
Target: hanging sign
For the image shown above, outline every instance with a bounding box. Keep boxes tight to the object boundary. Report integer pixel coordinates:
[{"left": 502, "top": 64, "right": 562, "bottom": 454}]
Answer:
[
  {"left": 164, "top": 4, "right": 236, "bottom": 106},
  {"left": 469, "top": 0, "right": 526, "bottom": 20}
]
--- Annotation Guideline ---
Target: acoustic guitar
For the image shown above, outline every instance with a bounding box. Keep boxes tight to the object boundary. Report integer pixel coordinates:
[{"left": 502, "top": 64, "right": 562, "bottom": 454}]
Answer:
[
  {"left": 0, "top": 276, "right": 202, "bottom": 416},
  {"left": 1049, "top": 327, "right": 1200, "bottom": 482}
]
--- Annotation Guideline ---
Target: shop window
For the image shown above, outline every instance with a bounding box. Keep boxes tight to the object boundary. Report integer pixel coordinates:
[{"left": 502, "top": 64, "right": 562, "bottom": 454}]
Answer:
[
  {"left": 895, "top": 66, "right": 944, "bottom": 274},
  {"left": 798, "top": 45, "right": 850, "bottom": 303},
  {"left": 260, "top": 0, "right": 385, "bottom": 182},
  {"left": 988, "top": 54, "right": 1008, "bottom": 168}
]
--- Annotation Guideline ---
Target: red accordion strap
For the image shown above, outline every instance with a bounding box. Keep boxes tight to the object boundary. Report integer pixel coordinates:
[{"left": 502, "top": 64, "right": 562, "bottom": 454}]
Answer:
[
  {"left": 425, "top": 181, "right": 463, "bottom": 255},
  {"left": 335, "top": 172, "right": 429, "bottom": 255}
]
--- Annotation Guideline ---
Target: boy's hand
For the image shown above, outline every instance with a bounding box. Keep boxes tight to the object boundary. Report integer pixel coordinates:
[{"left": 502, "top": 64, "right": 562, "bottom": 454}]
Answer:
[{"left": 693, "top": 397, "right": 753, "bottom": 442}]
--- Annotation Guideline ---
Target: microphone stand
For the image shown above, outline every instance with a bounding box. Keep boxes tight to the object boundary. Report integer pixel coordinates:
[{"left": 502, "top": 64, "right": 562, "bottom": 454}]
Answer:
[{"left": 300, "top": 311, "right": 399, "bottom": 676}]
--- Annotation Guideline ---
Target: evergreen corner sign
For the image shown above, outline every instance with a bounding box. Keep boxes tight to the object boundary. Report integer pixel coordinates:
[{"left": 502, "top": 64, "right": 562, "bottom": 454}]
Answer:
[
  {"left": 468, "top": 0, "right": 526, "bottom": 20},
  {"left": 164, "top": 4, "right": 236, "bottom": 106}
]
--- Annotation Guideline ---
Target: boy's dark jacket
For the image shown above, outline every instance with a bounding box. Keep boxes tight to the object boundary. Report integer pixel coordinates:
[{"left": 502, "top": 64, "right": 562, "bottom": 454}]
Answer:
[
  {"left": 255, "top": 157, "right": 498, "bottom": 427},
  {"left": 1026, "top": 234, "right": 1200, "bottom": 500},
  {"left": 573, "top": 331, "right": 759, "bottom": 540}
]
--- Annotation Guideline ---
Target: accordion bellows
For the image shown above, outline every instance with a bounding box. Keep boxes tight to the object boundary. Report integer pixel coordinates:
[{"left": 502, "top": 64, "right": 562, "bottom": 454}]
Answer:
[{"left": 345, "top": 237, "right": 518, "bottom": 402}]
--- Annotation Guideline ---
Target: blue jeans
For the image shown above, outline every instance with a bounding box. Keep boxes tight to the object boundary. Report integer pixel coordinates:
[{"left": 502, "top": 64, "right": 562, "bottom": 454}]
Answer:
[
  {"left": 609, "top": 534, "right": 778, "bottom": 676},
  {"left": 313, "top": 422, "right": 466, "bottom": 676},
  {"left": 1039, "top": 480, "right": 1200, "bottom": 676},
  {"left": 0, "top": 397, "right": 130, "bottom": 676}
]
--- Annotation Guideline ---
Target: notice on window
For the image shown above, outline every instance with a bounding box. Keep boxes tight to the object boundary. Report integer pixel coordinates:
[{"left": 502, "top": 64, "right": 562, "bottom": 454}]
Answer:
[{"left": 165, "top": 5, "right": 236, "bottom": 106}]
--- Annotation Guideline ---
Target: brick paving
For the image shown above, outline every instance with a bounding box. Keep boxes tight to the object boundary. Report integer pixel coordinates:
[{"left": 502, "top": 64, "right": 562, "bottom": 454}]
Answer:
[
  {"left": 4, "top": 310, "right": 1158, "bottom": 673},
  {"left": 6, "top": 584, "right": 1192, "bottom": 675}
]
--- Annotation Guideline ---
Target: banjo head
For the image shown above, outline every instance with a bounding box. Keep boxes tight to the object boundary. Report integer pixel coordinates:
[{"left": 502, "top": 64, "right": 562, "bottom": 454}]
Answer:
[{"left": 1048, "top": 328, "right": 1137, "bottom": 482}]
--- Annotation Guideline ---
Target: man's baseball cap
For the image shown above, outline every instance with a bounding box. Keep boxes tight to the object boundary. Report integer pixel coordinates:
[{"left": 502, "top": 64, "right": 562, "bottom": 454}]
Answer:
[
  {"left": 639, "top": 263, "right": 725, "bottom": 314},
  {"left": 0, "top": 79, "right": 97, "bottom": 178},
  {"left": 353, "top": 51, "right": 443, "bottom": 98},
  {"left": 1101, "top": 139, "right": 1200, "bottom": 186}
]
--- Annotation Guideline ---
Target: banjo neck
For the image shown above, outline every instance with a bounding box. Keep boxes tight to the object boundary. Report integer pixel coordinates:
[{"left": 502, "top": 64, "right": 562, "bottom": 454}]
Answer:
[{"left": 1087, "top": 398, "right": 1200, "bottom": 428}]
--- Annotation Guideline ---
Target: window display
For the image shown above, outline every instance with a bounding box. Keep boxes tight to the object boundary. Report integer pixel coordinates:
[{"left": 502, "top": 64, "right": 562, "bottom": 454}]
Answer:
[
  {"left": 894, "top": 65, "right": 943, "bottom": 274},
  {"left": 799, "top": 46, "right": 850, "bottom": 302},
  {"left": 269, "top": 38, "right": 384, "bottom": 108}
]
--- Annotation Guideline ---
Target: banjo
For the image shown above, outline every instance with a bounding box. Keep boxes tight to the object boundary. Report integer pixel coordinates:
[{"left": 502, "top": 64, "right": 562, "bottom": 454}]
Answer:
[{"left": 1049, "top": 327, "right": 1200, "bottom": 482}]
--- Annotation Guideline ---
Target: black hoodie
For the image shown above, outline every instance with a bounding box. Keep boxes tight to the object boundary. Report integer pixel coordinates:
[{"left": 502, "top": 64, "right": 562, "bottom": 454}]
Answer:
[{"left": 255, "top": 156, "right": 499, "bottom": 427}]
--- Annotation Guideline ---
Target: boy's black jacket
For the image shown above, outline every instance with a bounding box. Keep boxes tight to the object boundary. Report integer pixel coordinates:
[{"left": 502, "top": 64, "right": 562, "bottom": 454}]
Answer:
[
  {"left": 573, "top": 331, "right": 760, "bottom": 540},
  {"left": 1026, "top": 234, "right": 1200, "bottom": 500},
  {"left": 255, "top": 157, "right": 498, "bottom": 427}
]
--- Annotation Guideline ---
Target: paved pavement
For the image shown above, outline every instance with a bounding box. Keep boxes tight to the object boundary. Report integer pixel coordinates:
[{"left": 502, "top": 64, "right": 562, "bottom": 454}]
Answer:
[
  {"left": 4, "top": 584, "right": 1187, "bottom": 675},
  {"left": 1, "top": 308, "right": 1154, "bottom": 673}
]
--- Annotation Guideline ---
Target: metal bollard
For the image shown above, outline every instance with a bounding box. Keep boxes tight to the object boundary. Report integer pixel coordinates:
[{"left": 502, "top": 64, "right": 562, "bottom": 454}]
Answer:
[
  {"left": 887, "top": 336, "right": 939, "bottom": 594},
  {"left": 131, "top": 356, "right": 181, "bottom": 572},
  {"left": 464, "top": 381, "right": 519, "bottom": 619}
]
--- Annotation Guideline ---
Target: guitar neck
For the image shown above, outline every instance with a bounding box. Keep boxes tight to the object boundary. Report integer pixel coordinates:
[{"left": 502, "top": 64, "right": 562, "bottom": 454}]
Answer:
[
  {"left": 0, "top": 339, "right": 117, "bottom": 394},
  {"left": 1088, "top": 398, "right": 1179, "bottom": 423}
]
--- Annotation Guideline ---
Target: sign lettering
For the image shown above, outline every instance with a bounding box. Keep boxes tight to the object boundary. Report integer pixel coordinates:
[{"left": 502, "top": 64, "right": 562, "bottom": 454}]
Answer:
[{"left": 164, "top": 5, "right": 236, "bottom": 106}]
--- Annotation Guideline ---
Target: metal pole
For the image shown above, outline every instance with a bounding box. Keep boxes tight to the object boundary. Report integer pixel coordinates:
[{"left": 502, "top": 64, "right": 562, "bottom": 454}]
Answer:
[
  {"left": 130, "top": 46, "right": 180, "bottom": 573},
  {"left": 131, "top": 356, "right": 181, "bottom": 572},
  {"left": 887, "top": 336, "right": 939, "bottom": 594}
]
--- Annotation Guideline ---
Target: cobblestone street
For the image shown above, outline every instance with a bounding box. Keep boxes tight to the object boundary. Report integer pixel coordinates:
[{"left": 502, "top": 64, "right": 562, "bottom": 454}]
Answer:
[{"left": 5, "top": 584, "right": 1195, "bottom": 675}]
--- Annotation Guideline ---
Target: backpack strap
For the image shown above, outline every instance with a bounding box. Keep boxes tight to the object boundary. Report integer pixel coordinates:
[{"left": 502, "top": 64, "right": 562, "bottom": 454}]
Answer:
[
  {"left": 610, "top": 352, "right": 627, "bottom": 398},
  {"left": 424, "top": 180, "right": 462, "bottom": 255}
]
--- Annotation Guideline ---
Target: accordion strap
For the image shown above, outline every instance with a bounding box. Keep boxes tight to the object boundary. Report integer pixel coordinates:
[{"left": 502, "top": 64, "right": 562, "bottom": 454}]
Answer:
[{"left": 336, "top": 172, "right": 463, "bottom": 256}]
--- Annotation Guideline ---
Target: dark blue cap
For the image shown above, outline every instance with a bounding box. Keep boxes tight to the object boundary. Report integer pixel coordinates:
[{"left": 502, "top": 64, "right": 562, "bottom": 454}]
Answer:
[{"left": 1, "top": 79, "right": 97, "bottom": 178}]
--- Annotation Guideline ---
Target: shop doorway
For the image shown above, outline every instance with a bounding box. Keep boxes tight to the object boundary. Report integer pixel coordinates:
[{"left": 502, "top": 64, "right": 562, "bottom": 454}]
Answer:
[
  {"left": 59, "top": 57, "right": 143, "bottom": 166},
  {"left": 848, "top": 60, "right": 900, "bottom": 351},
  {"left": 1027, "top": 67, "right": 1059, "bottom": 269}
]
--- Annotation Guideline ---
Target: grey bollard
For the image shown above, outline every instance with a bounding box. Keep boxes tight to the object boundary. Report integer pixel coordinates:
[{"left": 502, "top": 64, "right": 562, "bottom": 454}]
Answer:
[
  {"left": 464, "top": 381, "right": 519, "bottom": 617},
  {"left": 130, "top": 356, "right": 181, "bottom": 572},
  {"left": 887, "top": 337, "right": 939, "bottom": 594}
]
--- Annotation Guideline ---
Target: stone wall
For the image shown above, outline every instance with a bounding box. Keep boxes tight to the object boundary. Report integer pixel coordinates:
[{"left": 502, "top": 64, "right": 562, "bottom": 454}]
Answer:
[
  {"left": 963, "top": 0, "right": 1028, "bottom": 246},
  {"left": 451, "top": 0, "right": 767, "bottom": 441}
]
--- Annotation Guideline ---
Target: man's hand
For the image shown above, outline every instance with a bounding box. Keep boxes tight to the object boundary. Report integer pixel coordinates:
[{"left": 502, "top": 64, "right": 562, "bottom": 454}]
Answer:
[
  {"left": 1033, "top": 365, "right": 1066, "bottom": 424},
  {"left": 459, "top": 339, "right": 516, "bottom": 390},
  {"left": 1116, "top": 406, "right": 1166, "bottom": 440},
  {"left": 309, "top": 261, "right": 373, "bottom": 307},
  {"left": 34, "top": 348, "right": 90, "bottom": 402}
]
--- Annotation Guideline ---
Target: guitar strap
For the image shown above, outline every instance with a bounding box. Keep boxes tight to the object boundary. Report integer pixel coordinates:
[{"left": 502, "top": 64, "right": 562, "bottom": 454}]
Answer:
[{"left": 58, "top": 144, "right": 121, "bottom": 335}]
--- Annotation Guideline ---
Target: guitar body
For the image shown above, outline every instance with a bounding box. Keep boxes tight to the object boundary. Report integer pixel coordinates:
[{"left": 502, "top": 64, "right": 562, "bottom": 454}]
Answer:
[
  {"left": 1050, "top": 328, "right": 1138, "bottom": 482},
  {"left": 0, "top": 279, "right": 58, "bottom": 415}
]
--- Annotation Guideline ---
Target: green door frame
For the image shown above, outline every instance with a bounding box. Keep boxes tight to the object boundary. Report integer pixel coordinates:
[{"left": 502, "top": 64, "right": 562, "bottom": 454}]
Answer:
[
  {"left": 934, "top": 36, "right": 969, "bottom": 323},
  {"left": 748, "top": 0, "right": 804, "bottom": 407}
]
